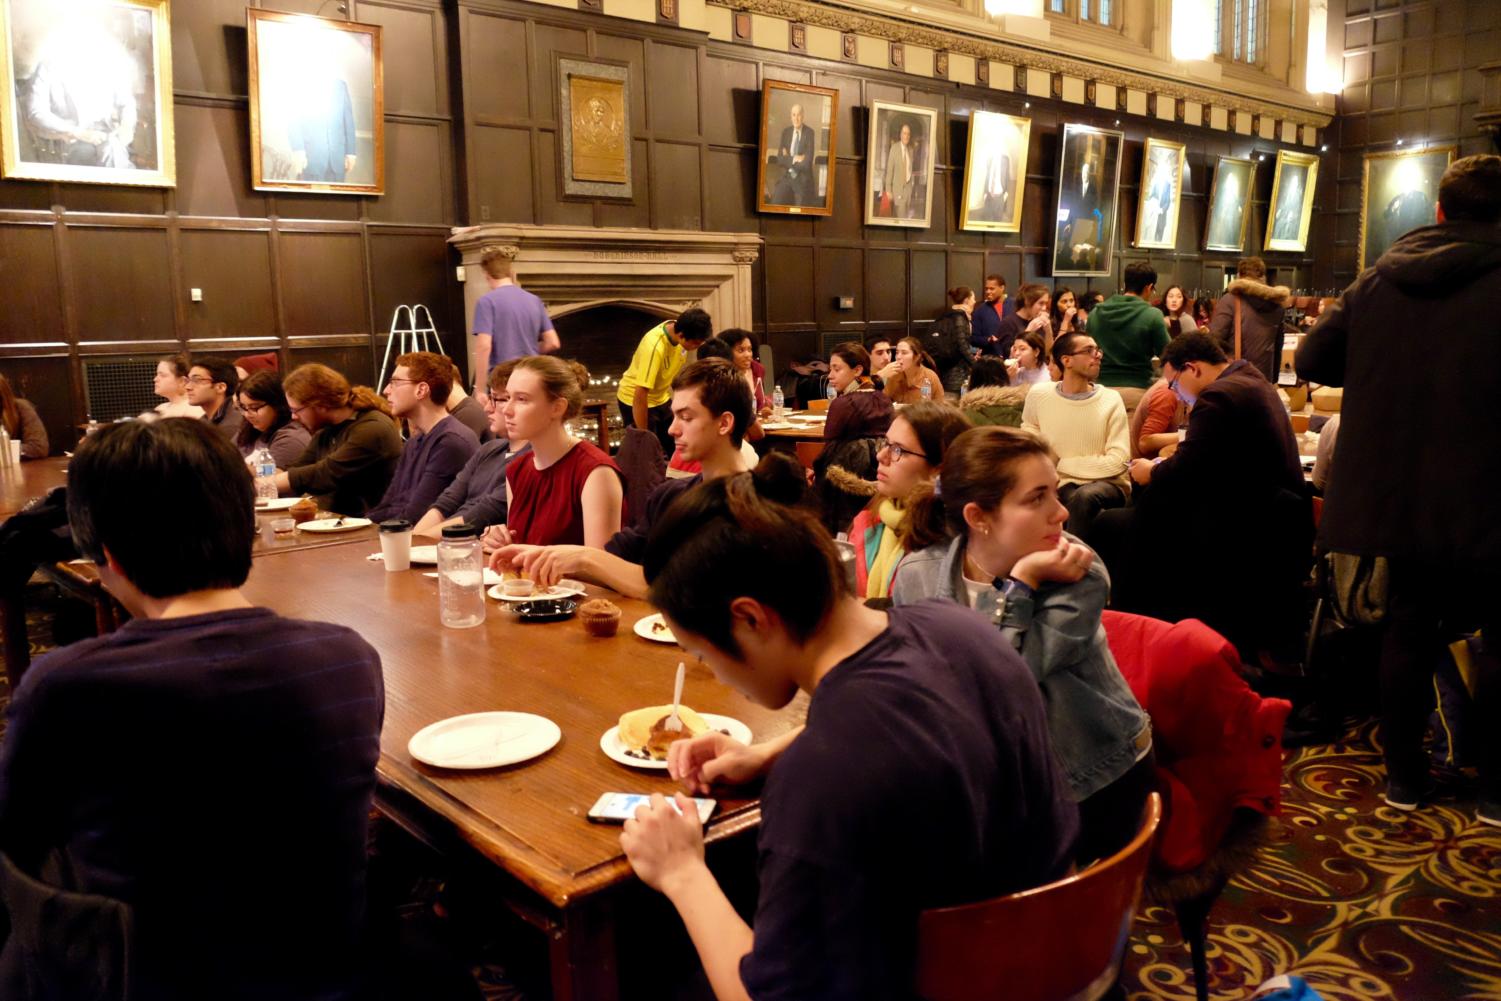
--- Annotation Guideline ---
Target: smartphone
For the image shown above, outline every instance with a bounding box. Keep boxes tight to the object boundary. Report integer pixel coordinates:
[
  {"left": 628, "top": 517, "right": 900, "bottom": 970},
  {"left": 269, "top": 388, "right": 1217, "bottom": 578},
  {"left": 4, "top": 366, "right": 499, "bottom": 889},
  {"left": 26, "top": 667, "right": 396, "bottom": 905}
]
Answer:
[{"left": 586, "top": 792, "right": 716, "bottom": 825}]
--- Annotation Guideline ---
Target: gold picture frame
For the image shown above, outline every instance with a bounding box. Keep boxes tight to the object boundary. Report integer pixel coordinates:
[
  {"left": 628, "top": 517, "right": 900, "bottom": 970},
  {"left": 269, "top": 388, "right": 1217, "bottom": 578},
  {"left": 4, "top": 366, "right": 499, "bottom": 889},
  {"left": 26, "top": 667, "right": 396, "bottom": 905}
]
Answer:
[
  {"left": 1204, "top": 155, "right": 1256, "bottom": 252},
  {"left": 557, "top": 56, "right": 632, "bottom": 200},
  {"left": 755, "top": 80, "right": 837, "bottom": 217},
  {"left": 1052, "top": 122, "right": 1124, "bottom": 277},
  {"left": 865, "top": 100, "right": 939, "bottom": 229},
  {"left": 247, "top": 10, "right": 383, "bottom": 196},
  {"left": 1133, "top": 137, "right": 1185, "bottom": 249},
  {"left": 0, "top": 0, "right": 175, "bottom": 187},
  {"left": 1264, "top": 149, "right": 1319, "bottom": 253},
  {"left": 1358, "top": 145, "right": 1455, "bottom": 271},
  {"left": 958, "top": 109, "right": 1031, "bottom": 233}
]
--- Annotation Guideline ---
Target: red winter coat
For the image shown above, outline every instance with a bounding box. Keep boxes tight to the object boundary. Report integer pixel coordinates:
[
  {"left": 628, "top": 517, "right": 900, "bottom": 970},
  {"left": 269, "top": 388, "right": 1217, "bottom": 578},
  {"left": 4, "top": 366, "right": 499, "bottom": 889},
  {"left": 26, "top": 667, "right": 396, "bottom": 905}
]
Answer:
[{"left": 1102, "top": 611, "right": 1290, "bottom": 872}]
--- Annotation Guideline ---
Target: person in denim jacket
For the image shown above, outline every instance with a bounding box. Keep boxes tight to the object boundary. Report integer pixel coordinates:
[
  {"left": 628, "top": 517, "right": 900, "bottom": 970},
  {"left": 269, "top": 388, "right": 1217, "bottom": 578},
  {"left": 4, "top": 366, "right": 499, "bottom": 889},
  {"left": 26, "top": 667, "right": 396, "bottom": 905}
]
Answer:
[{"left": 891, "top": 424, "right": 1154, "bottom": 864}]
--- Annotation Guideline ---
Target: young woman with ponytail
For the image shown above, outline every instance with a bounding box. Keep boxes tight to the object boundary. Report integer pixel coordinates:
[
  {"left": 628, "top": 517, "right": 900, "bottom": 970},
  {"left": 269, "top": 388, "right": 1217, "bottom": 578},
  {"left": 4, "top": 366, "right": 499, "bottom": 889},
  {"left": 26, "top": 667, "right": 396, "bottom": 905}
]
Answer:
[
  {"left": 616, "top": 451, "right": 1077, "bottom": 1001},
  {"left": 891, "top": 424, "right": 1154, "bottom": 865},
  {"left": 272, "top": 363, "right": 403, "bottom": 515}
]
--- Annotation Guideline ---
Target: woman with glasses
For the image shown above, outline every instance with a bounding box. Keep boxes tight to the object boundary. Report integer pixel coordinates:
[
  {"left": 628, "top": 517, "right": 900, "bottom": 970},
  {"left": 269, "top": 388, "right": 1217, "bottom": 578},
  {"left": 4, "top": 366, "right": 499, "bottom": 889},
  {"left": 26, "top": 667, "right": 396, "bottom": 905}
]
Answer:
[
  {"left": 847, "top": 401, "right": 970, "bottom": 598},
  {"left": 270, "top": 364, "right": 402, "bottom": 516},
  {"left": 234, "top": 371, "right": 310, "bottom": 469},
  {"left": 891, "top": 425, "right": 1153, "bottom": 864},
  {"left": 152, "top": 354, "right": 204, "bottom": 419}
]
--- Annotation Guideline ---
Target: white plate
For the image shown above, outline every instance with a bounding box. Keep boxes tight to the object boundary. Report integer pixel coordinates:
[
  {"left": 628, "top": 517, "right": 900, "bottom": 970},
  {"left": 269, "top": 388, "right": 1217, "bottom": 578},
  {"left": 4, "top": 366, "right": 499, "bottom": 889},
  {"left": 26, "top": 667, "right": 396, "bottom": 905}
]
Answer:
[
  {"left": 486, "top": 579, "right": 587, "bottom": 602},
  {"left": 599, "top": 714, "right": 752, "bottom": 770},
  {"left": 254, "top": 497, "right": 300, "bottom": 511},
  {"left": 409, "top": 545, "right": 438, "bottom": 565},
  {"left": 634, "top": 613, "right": 677, "bottom": 644},
  {"left": 759, "top": 422, "right": 797, "bottom": 431},
  {"left": 298, "top": 517, "right": 373, "bottom": 533},
  {"left": 408, "top": 711, "right": 562, "bottom": 770}
]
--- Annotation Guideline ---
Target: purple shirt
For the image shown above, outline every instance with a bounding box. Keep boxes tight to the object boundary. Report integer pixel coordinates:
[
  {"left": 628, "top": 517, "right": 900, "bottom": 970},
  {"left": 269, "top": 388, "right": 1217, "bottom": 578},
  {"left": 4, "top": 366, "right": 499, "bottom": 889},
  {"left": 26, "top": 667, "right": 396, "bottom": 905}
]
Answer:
[
  {"left": 0, "top": 607, "right": 383, "bottom": 998},
  {"left": 473, "top": 284, "right": 554, "bottom": 368},
  {"left": 368, "top": 414, "right": 479, "bottom": 523},
  {"left": 739, "top": 601, "right": 1078, "bottom": 1000}
]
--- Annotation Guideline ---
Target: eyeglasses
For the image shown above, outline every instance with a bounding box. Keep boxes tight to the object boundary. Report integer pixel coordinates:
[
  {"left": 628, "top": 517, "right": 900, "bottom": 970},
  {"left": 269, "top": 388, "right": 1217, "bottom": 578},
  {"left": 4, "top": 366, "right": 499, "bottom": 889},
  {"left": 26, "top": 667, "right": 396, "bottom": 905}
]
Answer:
[
  {"left": 186, "top": 375, "right": 216, "bottom": 385},
  {"left": 385, "top": 378, "right": 419, "bottom": 388},
  {"left": 237, "top": 401, "right": 267, "bottom": 415},
  {"left": 877, "top": 438, "right": 928, "bottom": 463},
  {"left": 1068, "top": 346, "right": 1103, "bottom": 358},
  {"left": 288, "top": 402, "right": 310, "bottom": 416}
]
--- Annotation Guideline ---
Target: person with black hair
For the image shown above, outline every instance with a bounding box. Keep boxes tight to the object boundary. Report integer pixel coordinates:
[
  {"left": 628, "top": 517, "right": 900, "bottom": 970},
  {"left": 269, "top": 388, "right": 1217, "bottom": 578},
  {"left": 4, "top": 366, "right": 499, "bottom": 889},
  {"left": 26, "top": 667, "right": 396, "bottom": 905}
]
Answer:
[
  {"left": 0, "top": 418, "right": 383, "bottom": 999},
  {"left": 618, "top": 457, "right": 1077, "bottom": 1001},
  {"left": 1296, "top": 153, "right": 1501, "bottom": 822},
  {"left": 927, "top": 286, "right": 975, "bottom": 395},
  {"left": 822, "top": 342, "right": 892, "bottom": 444},
  {"left": 1088, "top": 263, "right": 1168, "bottom": 411},
  {"left": 891, "top": 425, "right": 1153, "bottom": 864},
  {"left": 234, "top": 370, "right": 309, "bottom": 468},
  {"left": 618, "top": 307, "right": 713, "bottom": 453},
  {"left": 493, "top": 358, "right": 754, "bottom": 599},
  {"left": 957, "top": 356, "right": 1028, "bottom": 428},
  {"left": 186, "top": 355, "right": 243, "bottom": 441}
]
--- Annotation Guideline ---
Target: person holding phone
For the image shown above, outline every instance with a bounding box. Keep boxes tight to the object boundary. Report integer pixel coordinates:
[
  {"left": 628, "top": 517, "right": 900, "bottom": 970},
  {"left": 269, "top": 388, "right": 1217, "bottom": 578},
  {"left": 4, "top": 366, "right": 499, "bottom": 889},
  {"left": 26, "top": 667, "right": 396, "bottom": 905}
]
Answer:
[{"left": 618, "top": 460, "right": 1077, "bottom": 1001}]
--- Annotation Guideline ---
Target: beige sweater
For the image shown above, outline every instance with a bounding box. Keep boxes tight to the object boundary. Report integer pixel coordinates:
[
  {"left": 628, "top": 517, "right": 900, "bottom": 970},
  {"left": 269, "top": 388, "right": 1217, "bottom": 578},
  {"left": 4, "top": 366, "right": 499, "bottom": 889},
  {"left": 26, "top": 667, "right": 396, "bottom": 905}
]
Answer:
[{"left": 1020, "top": 383, "right": 1130, "bottom": 488}]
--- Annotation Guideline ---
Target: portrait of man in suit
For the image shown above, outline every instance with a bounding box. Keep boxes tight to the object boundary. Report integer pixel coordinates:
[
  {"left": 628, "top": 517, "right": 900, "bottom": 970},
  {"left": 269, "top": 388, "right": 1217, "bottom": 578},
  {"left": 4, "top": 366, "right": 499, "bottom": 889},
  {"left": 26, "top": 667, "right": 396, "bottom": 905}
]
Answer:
[
  {"left": 881, "top": 122, "right": 919, "bottom": 219},
  {"left": 865, "top": 102, "right": 936, "bottom": 228},
  {"left": 1206, "top": 157, "right": 1254, "bottom": 251},
  {"left": 1141, "top": 148, "right": 1178, "bottom": 244},
  {"left": 766, "top": 102, "right": 817, "bottom": 207},
  {"left": 960, "top": 110, "right": 1030, "bottom": 233},
  {"left": 1271, "top": 164, "right": 1306, "bottom": 242},
  {"left": 1052, "top": 124, "right": 1122, "bottom": 275}
]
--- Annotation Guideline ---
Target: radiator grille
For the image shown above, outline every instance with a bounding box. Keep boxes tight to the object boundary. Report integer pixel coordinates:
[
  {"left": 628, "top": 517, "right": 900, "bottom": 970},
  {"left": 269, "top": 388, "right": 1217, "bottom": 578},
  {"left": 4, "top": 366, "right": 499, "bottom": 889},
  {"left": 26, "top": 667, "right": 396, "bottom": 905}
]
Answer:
[{"left": 82, "top": 357, "right": 161, "bottom": 422}]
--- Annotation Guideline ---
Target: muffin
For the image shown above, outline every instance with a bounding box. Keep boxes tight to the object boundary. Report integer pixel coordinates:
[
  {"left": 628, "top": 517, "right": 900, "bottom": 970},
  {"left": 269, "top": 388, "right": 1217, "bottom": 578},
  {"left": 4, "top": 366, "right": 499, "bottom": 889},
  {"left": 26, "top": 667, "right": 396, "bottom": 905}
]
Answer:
[
  {"left": 289, "top": 496, "right": 318, "bottom": 524},
  {"left": 578, "top": 598, "right": 622, "bottom": 637}
]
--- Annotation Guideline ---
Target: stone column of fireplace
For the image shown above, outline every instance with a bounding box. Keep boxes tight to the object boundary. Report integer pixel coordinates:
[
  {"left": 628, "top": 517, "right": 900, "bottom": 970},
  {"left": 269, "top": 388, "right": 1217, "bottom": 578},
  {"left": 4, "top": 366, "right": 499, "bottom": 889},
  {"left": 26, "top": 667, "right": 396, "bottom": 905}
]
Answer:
[{"left": 447, "top": 225, "right": 762, "bottom": 374}]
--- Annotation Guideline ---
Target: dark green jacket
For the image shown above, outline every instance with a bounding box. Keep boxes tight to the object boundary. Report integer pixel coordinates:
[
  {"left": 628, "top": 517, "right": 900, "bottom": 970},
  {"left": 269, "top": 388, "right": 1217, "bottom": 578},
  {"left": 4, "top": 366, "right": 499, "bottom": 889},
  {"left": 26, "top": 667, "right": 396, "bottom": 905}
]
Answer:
[{"left": 1092, "top": 294, "right": 1169, "bottom": 389}]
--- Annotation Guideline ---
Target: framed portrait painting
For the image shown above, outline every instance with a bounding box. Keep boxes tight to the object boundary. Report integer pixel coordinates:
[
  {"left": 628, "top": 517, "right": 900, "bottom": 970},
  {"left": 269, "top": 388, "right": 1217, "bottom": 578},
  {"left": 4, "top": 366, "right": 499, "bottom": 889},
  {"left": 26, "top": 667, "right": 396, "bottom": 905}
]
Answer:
[
  {"left": 0, "top": 0, "right": 175, "bottom": 186},
  {"left": 1052, "top": 122, "right": 1123, "bottom": 276},
  {"left": 1134, "top": 137, "right": 1185, "bottom": 249},
  {"left": 958, "top": 110, "right": 1031, "bottom": 233},
  {"left": 558, "top": 56, "right": 632, "bottom": 200},
  {"left": 1204, "top": 155, "right": 1256, "bottom": 252},
  {"left": 1359, "top": 146, "right": 1454, "bottom": 270},
  {"left": 756, "top": 80, "right": 837, "bottom": 216},
  {"left": 865, "top": 101, "right": 939, "bottom": 229},
  {"left": 1264, "top": 149, "right": 1319, "bottom": 253},
  {"left": 248, "top": 10, "right": 383, "bottom": 195}
]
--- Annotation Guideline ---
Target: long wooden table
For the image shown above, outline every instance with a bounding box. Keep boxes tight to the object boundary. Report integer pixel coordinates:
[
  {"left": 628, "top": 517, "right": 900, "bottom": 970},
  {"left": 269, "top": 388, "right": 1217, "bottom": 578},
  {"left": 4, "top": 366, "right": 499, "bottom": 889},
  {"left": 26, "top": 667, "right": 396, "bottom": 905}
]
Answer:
[
  {"left": 0, "top": 455, "right": 70, "bottom": 521},
  {"left": 238, "top": 540, "right": 802, "bottom": 1000}
]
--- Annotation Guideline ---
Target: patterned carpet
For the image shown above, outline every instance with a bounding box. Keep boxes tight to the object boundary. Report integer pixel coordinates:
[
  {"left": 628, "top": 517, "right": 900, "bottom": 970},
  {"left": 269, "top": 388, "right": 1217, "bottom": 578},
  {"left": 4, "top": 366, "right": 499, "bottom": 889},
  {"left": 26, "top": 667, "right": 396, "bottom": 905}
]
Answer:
[{"left": 4, "top": 583, "right": 1499, "bottom": 1000}]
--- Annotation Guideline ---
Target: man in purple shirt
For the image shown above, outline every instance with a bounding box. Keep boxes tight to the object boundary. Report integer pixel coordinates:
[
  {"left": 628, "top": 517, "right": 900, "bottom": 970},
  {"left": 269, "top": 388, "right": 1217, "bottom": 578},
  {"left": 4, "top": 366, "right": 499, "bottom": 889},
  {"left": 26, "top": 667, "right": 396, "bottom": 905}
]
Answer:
[
  {"left": 471, "top": 249, "right": 559, "bottom": 404},
  {"left": 0, "top": 418, "right": 383, "bottom": 999},
  {"left": 368, "top": 351, "right": 479, "bottom": 524}
]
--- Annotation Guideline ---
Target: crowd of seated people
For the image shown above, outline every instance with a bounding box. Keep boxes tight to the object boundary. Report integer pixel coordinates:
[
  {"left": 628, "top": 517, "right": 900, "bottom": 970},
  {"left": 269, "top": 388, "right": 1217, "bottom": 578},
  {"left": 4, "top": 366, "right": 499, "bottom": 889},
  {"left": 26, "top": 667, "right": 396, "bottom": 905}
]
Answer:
[{"left": 8, "top": 158, "right": 1498, "bottom": 1001}]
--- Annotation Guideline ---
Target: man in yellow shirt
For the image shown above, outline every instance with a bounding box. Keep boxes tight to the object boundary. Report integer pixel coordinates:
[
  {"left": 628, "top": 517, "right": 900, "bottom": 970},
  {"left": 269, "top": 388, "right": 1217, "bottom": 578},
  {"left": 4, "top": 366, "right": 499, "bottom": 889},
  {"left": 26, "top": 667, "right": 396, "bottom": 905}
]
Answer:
[{"left": 617, "top": 307, "right": 712, "bottom": 452}]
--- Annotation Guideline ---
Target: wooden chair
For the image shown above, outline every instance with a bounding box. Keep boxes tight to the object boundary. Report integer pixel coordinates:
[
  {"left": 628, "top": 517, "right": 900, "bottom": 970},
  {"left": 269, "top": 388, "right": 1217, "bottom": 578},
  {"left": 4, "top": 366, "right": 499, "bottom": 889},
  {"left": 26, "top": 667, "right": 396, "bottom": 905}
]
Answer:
[
  {"left": 807, "top": 398, "right": 831, "bottom": 412},
  {"left": 915, "top": 793, "right": 1162, "bottom": 1001}
]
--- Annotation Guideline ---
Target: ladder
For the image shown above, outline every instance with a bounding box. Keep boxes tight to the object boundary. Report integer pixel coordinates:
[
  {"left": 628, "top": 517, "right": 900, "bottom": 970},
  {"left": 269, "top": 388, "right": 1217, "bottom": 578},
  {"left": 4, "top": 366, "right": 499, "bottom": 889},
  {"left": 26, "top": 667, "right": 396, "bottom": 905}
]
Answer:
[{"left": 376, "top": 305, "right": 444, "bottom": 388}]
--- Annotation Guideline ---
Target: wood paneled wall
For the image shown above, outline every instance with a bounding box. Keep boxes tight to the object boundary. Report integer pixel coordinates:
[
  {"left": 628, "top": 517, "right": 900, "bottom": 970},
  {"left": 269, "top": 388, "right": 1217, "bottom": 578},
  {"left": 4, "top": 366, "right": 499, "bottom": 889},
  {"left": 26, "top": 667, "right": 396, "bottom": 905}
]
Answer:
[
  {"left": 1318, "top": 0, "right": 1499, "bottom": 288},
  {"left": 0, "top": 0, "right": 460, "bottom": 450}
]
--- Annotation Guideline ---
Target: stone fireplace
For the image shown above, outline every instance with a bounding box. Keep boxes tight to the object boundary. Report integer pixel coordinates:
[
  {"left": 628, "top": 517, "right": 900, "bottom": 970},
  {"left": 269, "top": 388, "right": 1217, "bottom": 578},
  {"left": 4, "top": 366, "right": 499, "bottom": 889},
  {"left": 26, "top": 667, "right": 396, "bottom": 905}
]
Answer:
[{"left": 447, "top": 224, "right": 762, "bottom": 387}]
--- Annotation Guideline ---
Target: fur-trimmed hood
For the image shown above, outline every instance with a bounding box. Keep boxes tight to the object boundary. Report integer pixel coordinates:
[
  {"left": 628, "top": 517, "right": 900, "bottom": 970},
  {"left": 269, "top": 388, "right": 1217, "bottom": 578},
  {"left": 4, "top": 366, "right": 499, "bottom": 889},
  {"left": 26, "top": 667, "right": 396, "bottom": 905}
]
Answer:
[
  {"left": 959, "top": 384, "right": 1030, "bottom": 410},
  {"left": 1226, "top": 278, "right": 1291, "bottom": 310}
]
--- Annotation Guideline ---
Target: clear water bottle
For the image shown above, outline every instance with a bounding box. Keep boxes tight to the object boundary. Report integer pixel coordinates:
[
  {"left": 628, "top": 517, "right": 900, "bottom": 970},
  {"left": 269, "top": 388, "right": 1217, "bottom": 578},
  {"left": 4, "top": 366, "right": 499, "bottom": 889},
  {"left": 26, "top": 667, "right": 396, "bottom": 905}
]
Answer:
[
  {"left": 0, "top": 425, "right": 12, "bottom": 469},
  {"left": 251, "top": 445, "right": 277, "bottom": 501},
  {"left": 772, "top": 386, "right": 785, "bottom": 417},
  {"left": 438, "top": 523, "right": 486, "bottom": 629},
  {"left": 826, "top": 382, "right": 838, "bottom": 402},
  {"left": 920, "top": 381, "right": 933, "bottom": 402}
]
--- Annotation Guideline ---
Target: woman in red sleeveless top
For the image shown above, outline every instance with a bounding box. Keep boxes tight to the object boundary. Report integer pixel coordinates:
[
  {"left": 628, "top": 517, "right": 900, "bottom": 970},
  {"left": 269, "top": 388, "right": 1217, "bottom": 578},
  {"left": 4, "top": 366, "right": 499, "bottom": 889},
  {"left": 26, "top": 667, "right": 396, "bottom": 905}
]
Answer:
[{"left": 482, "top": 356, "right": 624, "bottom": 552}]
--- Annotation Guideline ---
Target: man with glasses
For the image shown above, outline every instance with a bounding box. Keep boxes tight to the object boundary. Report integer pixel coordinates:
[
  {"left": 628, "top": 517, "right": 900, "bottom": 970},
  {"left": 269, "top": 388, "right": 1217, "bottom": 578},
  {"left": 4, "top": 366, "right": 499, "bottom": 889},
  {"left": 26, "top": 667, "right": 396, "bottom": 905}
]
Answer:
[
  {"left": 366, "top": 352, "right": 478, "bottom": 524},
  {"left": 186, "top": 356, "right": 243, "bottom": 441},
  {"left": 1020, "top": 332, "right": 1130, "bottom": 548}
]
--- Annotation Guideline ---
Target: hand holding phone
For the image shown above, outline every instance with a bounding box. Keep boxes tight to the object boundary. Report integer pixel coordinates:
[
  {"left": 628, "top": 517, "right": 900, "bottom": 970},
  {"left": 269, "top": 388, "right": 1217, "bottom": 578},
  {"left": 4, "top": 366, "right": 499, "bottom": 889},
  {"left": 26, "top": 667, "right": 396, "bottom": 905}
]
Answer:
[{"left": 588, "top": 791, "right": 715, "bottom": 825}]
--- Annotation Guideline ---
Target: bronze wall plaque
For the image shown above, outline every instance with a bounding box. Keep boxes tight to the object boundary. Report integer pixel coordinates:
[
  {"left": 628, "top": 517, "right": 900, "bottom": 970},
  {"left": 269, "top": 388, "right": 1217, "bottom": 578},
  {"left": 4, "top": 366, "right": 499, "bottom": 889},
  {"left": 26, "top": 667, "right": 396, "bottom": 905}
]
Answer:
[{"left": 568, "top": 76, "right": 628, "bottom": 184}]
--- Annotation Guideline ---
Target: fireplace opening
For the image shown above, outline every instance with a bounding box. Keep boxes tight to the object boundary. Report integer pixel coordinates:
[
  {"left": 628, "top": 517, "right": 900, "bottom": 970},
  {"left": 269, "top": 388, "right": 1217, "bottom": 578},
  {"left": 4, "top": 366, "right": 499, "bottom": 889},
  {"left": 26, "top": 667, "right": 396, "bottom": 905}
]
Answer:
[{"left": 551, "top": 301, "right": 676, "bottom": 451}]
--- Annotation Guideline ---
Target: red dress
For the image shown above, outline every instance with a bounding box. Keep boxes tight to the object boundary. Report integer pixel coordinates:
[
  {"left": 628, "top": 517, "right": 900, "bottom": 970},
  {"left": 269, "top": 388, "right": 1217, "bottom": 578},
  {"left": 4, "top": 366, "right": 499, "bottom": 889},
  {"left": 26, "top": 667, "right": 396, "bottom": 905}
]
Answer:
[{"left": 505, "top": 440, "right": 625, "bottom": 545}]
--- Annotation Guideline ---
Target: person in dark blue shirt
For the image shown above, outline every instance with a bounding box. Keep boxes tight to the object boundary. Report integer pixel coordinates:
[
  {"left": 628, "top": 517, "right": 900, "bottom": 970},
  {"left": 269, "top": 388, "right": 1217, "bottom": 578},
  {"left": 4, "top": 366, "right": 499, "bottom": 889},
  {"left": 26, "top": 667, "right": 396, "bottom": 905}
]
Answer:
[
  {"left": 0, "top": 418, "right": 383, "bottom": 1000},
  {"left": 619, "top": 459, "right": 1078, "bottom": 1001},
  {"left": 368, "top": 351, "right": 479, "bottom": 523}
]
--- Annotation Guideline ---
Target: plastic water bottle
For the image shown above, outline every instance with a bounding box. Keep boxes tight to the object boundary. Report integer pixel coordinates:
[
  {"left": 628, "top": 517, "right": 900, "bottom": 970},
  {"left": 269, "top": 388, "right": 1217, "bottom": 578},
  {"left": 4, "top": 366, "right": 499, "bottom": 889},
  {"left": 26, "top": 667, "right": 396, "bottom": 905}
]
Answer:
[
  {"left": 0, "top": 425, "right": 12, "bottom": 470},
  {"left": 826, "top": 382, "right": 838, "bottom": 402},
  {"left": 920, "top": 381, "right": 933, "bottom": 402},
  {"left": 772, "top": 386, "right": 785, "bottom": 417},
  {"left": 251, "top": 445, "right": 277, "bottom": 501},
  {"left": 438, "top": 523, "right": 486, "bottom": 629}
]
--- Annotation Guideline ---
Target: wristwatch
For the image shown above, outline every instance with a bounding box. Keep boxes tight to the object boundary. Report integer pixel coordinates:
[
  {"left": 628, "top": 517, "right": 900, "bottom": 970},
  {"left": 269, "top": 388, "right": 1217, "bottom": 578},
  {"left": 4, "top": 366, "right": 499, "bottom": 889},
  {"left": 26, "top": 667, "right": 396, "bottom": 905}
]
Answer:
[{"left": 1000, "top": 576, "right": 1035, "bottom": 601}]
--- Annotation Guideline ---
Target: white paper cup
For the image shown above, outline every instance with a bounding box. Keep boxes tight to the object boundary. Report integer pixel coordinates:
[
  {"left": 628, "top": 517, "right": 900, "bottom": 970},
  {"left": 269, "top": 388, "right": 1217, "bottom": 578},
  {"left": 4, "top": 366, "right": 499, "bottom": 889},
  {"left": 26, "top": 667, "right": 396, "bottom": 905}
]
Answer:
[
  {"left": 379, "top": 520, "right": 413, "bottom": 571},
  {"left": 7, "top": 441, "right": 18, "bottom": 464}
]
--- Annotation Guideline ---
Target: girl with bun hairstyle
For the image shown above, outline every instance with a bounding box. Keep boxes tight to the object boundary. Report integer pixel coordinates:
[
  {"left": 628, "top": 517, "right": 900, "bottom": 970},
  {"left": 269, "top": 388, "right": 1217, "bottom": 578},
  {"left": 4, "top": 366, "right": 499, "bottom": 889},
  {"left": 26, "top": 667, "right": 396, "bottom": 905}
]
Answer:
[
  {"left": 273, "top": 363, "right": 402, "bottom": 515},
  {"left": 846, "top": 400, "right": 970, "bottom": 599},
  {"left": 484, "top": 356, "right": 624, "bottom": 551},
  {"left": 617, "top": 449, "right": 1077, "bottom": 1001},
  {"left": 891, "top": 425, "right": 1153, "bottom": 864},
  {"left": 881, "top": 336, "right": 945, "bottom": 405}
]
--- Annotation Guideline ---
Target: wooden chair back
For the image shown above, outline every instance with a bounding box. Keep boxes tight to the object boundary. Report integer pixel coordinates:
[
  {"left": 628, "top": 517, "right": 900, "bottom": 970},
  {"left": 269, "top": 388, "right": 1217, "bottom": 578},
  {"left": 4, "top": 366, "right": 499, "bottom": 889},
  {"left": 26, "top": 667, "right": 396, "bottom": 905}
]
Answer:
[
  {"left": 808, "top": 398, "right": 831, "bottom": 412},
  {"left": 916, "top": 793, "right": 1162, "bottom": 1001}
]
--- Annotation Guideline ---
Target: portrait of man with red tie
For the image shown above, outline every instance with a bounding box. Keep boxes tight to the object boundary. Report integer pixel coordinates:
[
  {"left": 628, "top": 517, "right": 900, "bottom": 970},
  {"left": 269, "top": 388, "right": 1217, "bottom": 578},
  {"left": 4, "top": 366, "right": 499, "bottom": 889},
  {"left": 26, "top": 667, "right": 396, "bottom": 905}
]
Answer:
[{"left": 866, "top": 101, "right": 939, "bottom": 228}]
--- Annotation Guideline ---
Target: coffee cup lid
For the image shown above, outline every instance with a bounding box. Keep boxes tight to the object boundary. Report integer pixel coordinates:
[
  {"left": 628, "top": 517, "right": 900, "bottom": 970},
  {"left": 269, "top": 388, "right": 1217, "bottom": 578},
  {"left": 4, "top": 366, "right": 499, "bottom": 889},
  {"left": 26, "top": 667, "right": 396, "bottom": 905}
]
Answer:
[{"left": 379, "top": 519, "right": 412, "bottom": 533}]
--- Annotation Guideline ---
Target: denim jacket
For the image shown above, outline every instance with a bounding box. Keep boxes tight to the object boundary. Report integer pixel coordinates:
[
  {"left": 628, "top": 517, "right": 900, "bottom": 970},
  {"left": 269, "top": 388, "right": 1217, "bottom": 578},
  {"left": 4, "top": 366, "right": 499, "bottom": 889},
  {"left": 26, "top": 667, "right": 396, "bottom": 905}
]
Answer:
[{"left": 891, "top": 533, "right": 1150, "bottom": 801}]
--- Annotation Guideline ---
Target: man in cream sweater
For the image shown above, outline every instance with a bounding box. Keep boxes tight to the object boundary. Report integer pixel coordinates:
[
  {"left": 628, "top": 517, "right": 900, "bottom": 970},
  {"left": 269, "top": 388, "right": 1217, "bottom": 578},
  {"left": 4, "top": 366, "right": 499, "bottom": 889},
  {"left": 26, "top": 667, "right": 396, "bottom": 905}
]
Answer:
[{"left": 1021, "top": 331, "right": 1130, "bottom": 546}]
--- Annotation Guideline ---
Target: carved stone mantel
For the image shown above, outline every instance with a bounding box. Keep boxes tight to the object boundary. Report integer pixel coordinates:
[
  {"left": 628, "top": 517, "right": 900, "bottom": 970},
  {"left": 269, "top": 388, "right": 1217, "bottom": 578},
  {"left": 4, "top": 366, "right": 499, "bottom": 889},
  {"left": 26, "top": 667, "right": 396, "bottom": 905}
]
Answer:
[{"left": 447, "top": 225, "right": 763, "bottom": 341}]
